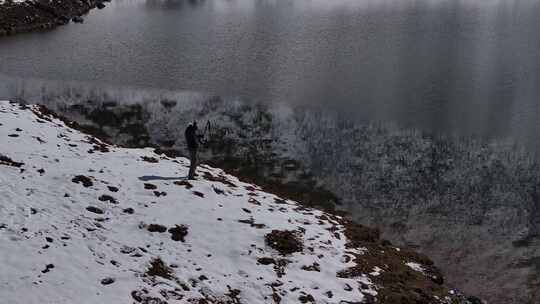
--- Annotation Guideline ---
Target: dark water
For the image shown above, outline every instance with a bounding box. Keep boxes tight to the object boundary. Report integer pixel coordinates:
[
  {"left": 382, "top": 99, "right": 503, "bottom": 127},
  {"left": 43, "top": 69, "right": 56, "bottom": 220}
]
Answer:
[
  {"left": 2, "top": 2, "right": 540, "bottom": 301},
  {"left": 2, "top": 0, "right": 540, "bottom": 148}
]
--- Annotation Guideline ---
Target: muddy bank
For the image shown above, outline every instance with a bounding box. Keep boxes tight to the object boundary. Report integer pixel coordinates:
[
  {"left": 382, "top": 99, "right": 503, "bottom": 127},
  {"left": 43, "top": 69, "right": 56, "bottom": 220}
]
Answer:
[{"left": 0, "top": 0, "right": 108, "bottom": 36}]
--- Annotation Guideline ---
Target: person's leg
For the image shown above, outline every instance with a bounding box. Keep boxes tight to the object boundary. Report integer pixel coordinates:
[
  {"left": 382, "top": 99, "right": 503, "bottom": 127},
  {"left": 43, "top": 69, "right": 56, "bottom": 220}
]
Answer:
[
  {"left": 188, "top": 149, "right": 197, "bottom": 179},
  {"left": 192, "top": 150, "right": 198, "bottom": 177}
]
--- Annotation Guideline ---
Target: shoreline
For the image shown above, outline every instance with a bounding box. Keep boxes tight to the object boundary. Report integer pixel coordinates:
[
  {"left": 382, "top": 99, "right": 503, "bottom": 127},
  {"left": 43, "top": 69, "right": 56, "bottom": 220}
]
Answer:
[{"left": 0, "top": 0, "right": 108, "bottom": 37}]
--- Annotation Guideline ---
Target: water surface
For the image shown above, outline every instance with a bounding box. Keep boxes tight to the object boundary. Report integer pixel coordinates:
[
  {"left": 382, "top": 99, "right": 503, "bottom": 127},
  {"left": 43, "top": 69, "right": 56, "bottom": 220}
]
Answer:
[{"left": 1, "top": 0, "right": 540, "bottom": 148}]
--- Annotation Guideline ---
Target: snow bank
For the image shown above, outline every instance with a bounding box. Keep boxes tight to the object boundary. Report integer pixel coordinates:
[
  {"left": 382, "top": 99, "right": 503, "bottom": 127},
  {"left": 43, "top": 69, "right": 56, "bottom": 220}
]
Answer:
[
  {"left": 0, "top": 101, "right": 467, "bottom": 303},
  {"left": 0, "top": 0, "right": 29, "bottom": 5},
  {"left": 0, "top": 101, "right": 375, "bottom": 303}
]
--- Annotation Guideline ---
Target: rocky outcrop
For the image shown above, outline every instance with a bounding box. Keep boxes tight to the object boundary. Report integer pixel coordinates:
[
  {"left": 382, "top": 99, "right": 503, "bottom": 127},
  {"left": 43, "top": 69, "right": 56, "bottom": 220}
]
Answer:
[{"left": 0, "top": 0, "right": 109, "bottom": 36}]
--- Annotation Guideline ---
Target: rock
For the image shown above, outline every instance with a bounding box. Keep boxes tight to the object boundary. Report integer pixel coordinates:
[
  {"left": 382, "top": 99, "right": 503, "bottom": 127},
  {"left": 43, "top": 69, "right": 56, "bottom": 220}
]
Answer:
[
  {"left": 257, "top": 257, "right": 276, "bottom": 265},
  {"left": 122, "top": 208, "right": 134, "bottom": 214},
  {"left": 140, "top": 156, "right": 158, "bottom": 163},
  {"left": 120, "top": 246, "right": 136, "bottom": 254},
  {"left": 98, "top": 194, "right": 118, "bottom": 204},
  {"left": 213, "top": 186, "right": 225, "bottom": 195},
  {"left": 0, "top": 154, "right": 24, "bottom": 168},
  {"left": 153, "top": 191, "right": 166, "bottom": 197},
  {"left": 192, "top": 191, "right": 204, "bottom": 198},
  {"left": 466, "top": 296, "right": 483, "bottom": 304},
  {"left": 86, "top": 206, "right": 104, "bottom": 214},
  {"left": 41, "top": 264, "right": 55, "bottom": 273},
  {"left": 100, "top": 277, "right": 114, "bottom": 285},
  {"left": 72, "top": 16, "right": 84, "bottom": 24},
  {"left": 72, "top": 175, "right": 93, "bottom": 187},
  {"left": 168, "top": 225, "right": 188, "bottom": 242},
  {"left": 96, "top": 2, "right": 106, "bottom": 9},
  {"left": 144, "top": 183, "right": 157, "bottom": 190},
  {"left": 145, "top": 258, "right": 174, "bottom": 280},
  {"left": 147, "top": 224, "right": 167, "bottom": 233}
]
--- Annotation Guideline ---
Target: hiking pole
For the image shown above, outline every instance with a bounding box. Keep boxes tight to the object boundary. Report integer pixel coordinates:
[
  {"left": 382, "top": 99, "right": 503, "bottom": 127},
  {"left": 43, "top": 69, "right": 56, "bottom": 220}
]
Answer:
[{"left": 201, "top": 120, "right": 211, "bottom": 145}]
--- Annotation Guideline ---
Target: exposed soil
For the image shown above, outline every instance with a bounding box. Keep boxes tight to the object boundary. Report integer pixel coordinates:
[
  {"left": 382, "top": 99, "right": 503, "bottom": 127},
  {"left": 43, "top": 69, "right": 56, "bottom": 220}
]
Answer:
[
  {"left": 202, "top": 171, "right": 237, "bottom": 188},
  {"left": 334, "top": 215, "right": 453, "bottom": 304},
  {"left": 173, "top": 180, "right": 193, "bottom": 189},
  {"left": 86, "top": 206, "right": 103, "bottom": 214},
  {"left": 0, "top": 0, "right": 109, "bottom": 37},
  {"left": 98, "top": 194, "right": 117, "bottom": 204},
  {"left": 100, "top": 277, "right": 115, "bottom": 285},
  {"left": 192, "top": 191, "right": 204, "bottom": 198},
  {"left": 141, "top": 156, "right": 158, "bottom": 163},
  {"left": 31, "top": 105, "right": 112, "bottom": 145},
  {"left": 168, "top": 225, "right": 188, "bottom": 242},
  {"left": 265, "top": 230, "right": 303, "bottom": 255},
  {"left": 0, "top": 154, "right": 24, "bottom": 167},
  {"left": 145, "top": 257, "right": 174, "bottom": 280},
  {"left": 144, "top": 183, "right": 157, "bottom": 190},
  {"left": 72, "top": 175, "right": 93, "bottom": 187},
  {"left": 238, "top": 217, "right": 266, "bottom": 229},
  {"left": 147, "top": 224, "right": 167, "bottom": 233}
]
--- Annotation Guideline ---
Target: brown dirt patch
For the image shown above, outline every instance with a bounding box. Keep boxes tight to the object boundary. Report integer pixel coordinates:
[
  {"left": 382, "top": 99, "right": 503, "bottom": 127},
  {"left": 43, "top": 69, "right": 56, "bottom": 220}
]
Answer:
[
  {"left": 265, "top": 230, "right": 303, "bottom": 255},
  {"left": 174, "top": 180, "right": 193, "bottom": 189},
  {"left": 238, "top": 217, "right": 266, "bottom": 229},
  {"left": 98, "top": 194, "right": 118, "bottom": 204},
  {"left": 147, "top": 224, "right": 167, "bottom": 233},
  {"left": 0, "top": 154, "right": 24, "bottom": 168},
  {"left": 141, "top": 156, "right": 159, "bottom": 163},
  {"left": 145, "top": 258, "right": 174, "bottom": 280},
  {"left": 86, "top": 206, "right": 103, "bottom": 214},
  {"left": 192, "top": 191, "right": 204, "bottom": 198},
  {"left": 202, "top": 171, "right": 237, "bottom": 188},
  {"left": 336, "top": 219, "right": 451, "bottom": 303},
  {"left": 72, "top": 175, "right": 93, "bottom": 187},
  {"left": 168, "top": 225, "right": 188, "bottom": 242},
  {"left": 144, "top": 183, "right": 157, "bottom": 190}
]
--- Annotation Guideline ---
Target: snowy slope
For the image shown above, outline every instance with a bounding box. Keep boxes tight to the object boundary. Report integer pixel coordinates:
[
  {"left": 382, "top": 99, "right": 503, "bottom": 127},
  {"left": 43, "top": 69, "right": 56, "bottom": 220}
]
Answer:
[
  {"left": 0, "top": 0, "right": 28, "bottom": 4},
  {"left": 0, "top": 101, "right": 462, "bottom": 304}
]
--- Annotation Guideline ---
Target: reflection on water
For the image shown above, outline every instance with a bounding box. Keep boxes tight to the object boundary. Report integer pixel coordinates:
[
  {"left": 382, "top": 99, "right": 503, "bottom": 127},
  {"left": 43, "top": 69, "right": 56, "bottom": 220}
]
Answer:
[
  {"left": 1, "top": 0, "right": 540, "bottom": 149},
  {"left": 145, "top": 0, "right": 206, "bottom": 10}
]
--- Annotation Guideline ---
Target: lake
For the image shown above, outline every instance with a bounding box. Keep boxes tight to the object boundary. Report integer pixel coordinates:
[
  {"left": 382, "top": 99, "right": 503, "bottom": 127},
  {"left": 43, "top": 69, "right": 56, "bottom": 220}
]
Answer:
[
  {"left": 2, "top": 1, "right": 540, "bottom": 302},
  {"left": 1, "top": 0, "right": 540, "bottom": 147}
]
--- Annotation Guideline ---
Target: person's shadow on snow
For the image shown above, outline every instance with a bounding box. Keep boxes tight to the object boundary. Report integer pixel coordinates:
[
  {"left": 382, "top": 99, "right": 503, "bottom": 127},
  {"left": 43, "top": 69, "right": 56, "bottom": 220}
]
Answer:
[{"left": 138, "top": 175, "right": 188, "bottom": 182}]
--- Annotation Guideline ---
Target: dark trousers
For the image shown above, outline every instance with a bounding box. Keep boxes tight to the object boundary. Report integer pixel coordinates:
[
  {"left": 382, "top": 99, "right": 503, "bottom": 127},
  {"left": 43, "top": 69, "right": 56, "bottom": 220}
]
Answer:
[{"left": 188, "top": 149, "right": 197, "bottom": 179}]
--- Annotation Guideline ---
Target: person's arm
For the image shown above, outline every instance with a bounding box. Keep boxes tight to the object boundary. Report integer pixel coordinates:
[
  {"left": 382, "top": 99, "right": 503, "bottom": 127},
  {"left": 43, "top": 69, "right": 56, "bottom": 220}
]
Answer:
[{"left": 197, "top": 133, "right": 205, "bottom": 144}]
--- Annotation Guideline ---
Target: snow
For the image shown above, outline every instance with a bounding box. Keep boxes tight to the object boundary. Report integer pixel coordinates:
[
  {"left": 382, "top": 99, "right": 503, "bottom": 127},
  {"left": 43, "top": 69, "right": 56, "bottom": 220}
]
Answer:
[
  {"left": 0, "top": 101, "right": 377, "bottom": 303},
  {"left": 369, "top": 266, "right": 383, "bottom": 277},
  {"left": 0, "top": 0, "right": 28, "bottom": 5},
  {"left": 405, "top": 262, "right": 425, "bottom": 274}
]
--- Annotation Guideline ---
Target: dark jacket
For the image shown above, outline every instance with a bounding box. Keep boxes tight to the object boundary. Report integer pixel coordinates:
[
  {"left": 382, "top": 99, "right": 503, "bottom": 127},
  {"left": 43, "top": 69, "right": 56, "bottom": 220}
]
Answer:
[{"left": 185, "top": 123, "right": 199, "bottom": 151}]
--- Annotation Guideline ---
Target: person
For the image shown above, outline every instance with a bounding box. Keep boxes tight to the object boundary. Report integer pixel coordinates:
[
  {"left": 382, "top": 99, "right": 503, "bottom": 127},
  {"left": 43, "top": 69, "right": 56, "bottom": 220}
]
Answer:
[{"left": 185, "top": 121, "right": 203, "bottom": 179}]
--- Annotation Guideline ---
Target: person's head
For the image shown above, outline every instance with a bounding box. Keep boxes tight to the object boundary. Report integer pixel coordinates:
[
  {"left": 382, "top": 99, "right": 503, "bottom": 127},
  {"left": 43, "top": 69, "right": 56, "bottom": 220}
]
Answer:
[{"left": 193, "top": 121, "right": 198, "bottom": 128}]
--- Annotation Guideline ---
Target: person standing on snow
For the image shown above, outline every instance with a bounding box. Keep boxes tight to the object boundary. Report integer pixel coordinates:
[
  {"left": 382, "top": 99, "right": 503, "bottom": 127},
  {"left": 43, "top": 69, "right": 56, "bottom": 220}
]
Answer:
[{"left": 185, "top": 121, "right": 203, "bottom": 179}]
